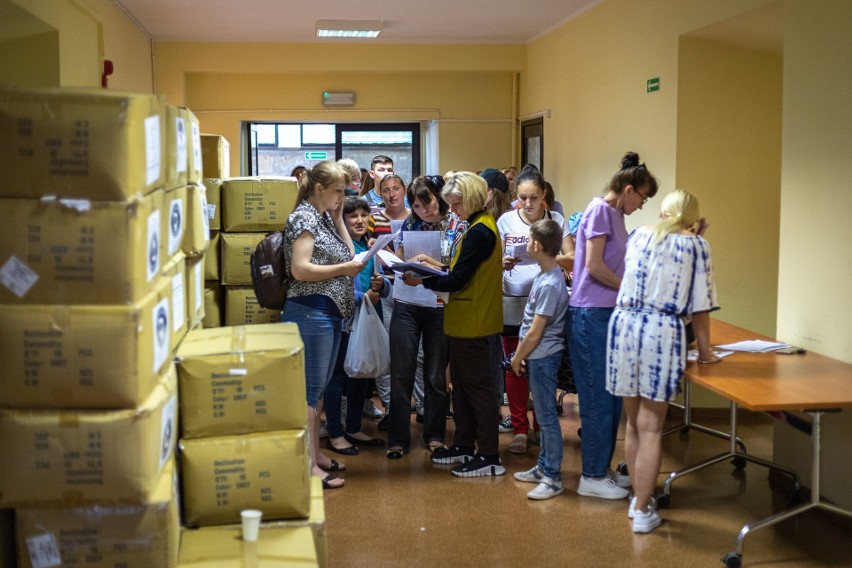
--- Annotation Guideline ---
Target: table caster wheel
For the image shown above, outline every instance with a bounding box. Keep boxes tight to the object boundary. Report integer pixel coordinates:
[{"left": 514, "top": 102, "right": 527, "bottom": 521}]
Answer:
[
  {"left": 655, "top": 494, "right": 670, "bottom": 509},
  {"left": 721, "top": 552, "right": 742, "bottom": 568},
  {"left": 731, "top": 457, "right": 747, "bottom": 471}
]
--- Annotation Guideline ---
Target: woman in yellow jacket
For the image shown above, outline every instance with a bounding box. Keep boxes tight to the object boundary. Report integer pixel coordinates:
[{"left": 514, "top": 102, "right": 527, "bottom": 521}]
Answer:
[{"left": 402, "top": 171, "right": 505, "bottom": 477}]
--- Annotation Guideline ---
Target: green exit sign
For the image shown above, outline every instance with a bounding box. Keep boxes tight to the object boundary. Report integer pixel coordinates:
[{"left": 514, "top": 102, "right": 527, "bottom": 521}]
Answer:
[
  {"left": 647, "top": 77, "right": 660, "bottom": 93},
  {"left": 305, "top": 151, "right": 327, "bottom": 160}
]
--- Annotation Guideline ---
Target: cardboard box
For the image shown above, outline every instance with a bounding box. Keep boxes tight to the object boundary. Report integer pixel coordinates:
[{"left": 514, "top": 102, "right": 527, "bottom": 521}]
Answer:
[
  {"left": 220, "top": 232, "right": 264, "bottom": 286},
  {"left": 201, "top": 134, "right": 230, "bottom": 179},
  {"left": 0, "top": 365, "right": 178, "bottom": 507},
  {"left": 15, "top": 458, "right": 180, "bottom": 568},
  {"left": 184, "top": 184, "right": 211, "bottom": 258},
  {"left": 179, "top": 430, "right": 310, "bottom": 527},
  {"left": 204, "top": 231, "right": 220, "bottom": 281},
  {"left": 178, "top": 526, "right": 317, "bottom": 567},
  {"left": 164, "top": 185, "right": 188, "bottom": 258},
  {"left": 0, "top": 190, "right": 166, "bottom": 305},
  {"left": 0, "top": 275, "right": 176, "bottom": 409},
  {"left": 225, "top": 286, "right": 282, "bottom": 326},
  {"left": 164, "top": 252, "right": 189, "bottom": 348},
  {"left": 187, "top": 255, "right": 206, "bottom": 330},
  {"left": 0, "top": 87, "right": 165, "bottom": 200},
  {"left": 165, "top": 105, "right": 189, "bottom": 190},
  {"left": 175, "top": 323, "right": 305, "bottom": 439},
  {"left": 221, "top": 177, "right": 297, "bottom": 232},
  {"left": 185, "top": 109, "right": 203, "bottom": 185},
  {"left": 203, "top": 282, "right": 223, "bottom": 328},
  {"left": 261, "top": 476, "right": 326, "bottom": 568},
  {"left": 202, "top": 178, "right": 223, "bottom": 231}
]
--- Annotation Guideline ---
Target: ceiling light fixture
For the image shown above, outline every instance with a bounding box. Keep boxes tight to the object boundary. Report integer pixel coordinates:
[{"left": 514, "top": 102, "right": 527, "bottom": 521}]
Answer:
[{"left": 316, "top": 19, "right": 383, "bottom": 38}]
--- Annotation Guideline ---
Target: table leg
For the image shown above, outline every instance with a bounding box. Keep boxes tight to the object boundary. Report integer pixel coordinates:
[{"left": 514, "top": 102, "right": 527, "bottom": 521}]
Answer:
[{"left": 663, "top": 379, "right": 748, "bottom": 453}]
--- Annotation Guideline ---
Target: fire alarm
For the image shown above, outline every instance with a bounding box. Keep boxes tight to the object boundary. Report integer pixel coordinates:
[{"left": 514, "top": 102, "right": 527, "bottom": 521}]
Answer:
[{"left": 102, "top": 60, "right": 114, "bottom": 88}]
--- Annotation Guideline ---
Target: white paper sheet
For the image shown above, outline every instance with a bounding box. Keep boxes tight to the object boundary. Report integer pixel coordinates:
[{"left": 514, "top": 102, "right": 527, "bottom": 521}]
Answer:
[
  {"left": 687, "top": 349, "right": 735, "bottom": 362},
  {"left": 353, "top": 229, "right": 400, "bottom": 263},
  {"left": 714, "top": 340, "right": 790, "bottom": 353}
]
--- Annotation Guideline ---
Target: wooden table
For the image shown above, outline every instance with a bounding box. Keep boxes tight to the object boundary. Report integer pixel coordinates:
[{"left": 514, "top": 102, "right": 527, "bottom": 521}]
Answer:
[{"left": 659, "top": 319, "right": 852, "bottom": 568}]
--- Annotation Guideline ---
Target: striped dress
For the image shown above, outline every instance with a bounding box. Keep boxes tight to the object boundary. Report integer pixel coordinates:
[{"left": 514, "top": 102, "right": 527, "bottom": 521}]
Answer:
[{"left": 606, "top": 229, "right": 718, "bottom": 402}]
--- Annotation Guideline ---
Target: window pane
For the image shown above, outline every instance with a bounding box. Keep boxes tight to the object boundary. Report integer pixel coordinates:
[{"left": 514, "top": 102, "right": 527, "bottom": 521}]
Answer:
[
  {"left": 302, "top": 124, "right": 335, "bottom": 145},
  {"left": 277, "top": 125, "right": 301, "bottom": 148},
  {"left": 341, "top": 131, "right": 412, "bottom": 144},
  {"left": 256, "top": 124, "right": 277, "bottom": 145}
]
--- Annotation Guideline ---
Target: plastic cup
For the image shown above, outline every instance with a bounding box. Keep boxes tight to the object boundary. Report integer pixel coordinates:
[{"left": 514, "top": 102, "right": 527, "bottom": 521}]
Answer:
[{"left": 240, "top": 509, "right": 262, "bottom": 542}]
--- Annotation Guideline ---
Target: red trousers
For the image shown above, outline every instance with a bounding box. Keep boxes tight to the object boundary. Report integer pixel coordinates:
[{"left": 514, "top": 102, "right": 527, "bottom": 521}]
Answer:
[{"left": 502, "top": 335, "right": 539, "bottom": 435}]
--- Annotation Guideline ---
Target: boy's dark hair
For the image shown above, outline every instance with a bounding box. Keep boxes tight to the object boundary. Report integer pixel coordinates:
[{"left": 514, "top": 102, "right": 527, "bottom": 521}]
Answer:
[
  {"left": 371, "top": 155, "right": 394, "bottom": 169},
  {"left": 529, "top": 218, "right": 562, "bottom": 257},
  {"left": 343, "top": 196, "right": 370, "bottom": 216}
]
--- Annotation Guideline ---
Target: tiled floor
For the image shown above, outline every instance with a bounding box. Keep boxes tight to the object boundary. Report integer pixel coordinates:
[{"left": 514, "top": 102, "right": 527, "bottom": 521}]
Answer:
[{"left": 324, "top": 395, "right": 852, "bottom": 567}]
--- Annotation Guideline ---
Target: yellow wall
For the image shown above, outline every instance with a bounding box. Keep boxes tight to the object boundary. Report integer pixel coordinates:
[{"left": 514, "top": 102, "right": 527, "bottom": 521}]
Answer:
[
  {"left": 154, "top": 43, "right": 525, "bottom": 176},
  {"left": 0, "top": 31, "right": 59, "bottom": 87}
]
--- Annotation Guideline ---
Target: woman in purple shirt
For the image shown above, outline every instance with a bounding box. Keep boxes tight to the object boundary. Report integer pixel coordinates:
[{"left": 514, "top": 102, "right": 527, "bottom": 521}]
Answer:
[{"left": 567, "top": 152, "right": 658, "bottom": 500}]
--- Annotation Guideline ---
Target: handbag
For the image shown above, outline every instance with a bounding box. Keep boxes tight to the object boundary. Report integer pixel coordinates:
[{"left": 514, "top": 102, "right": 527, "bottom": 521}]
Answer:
[{"left": 343, "top": 295, "right": 391, "bottom": 378}]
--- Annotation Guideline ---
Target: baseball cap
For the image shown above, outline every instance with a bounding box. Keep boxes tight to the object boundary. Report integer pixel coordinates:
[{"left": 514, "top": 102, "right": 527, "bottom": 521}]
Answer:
[{"left": 480, "top": 168, "right": 509, "bottom": 193}]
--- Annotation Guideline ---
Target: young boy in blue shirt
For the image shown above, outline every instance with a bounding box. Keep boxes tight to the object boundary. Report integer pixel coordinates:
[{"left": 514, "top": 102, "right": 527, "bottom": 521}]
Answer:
[{"left": 510, "top": 218, "right": 571, "bottom": 499}]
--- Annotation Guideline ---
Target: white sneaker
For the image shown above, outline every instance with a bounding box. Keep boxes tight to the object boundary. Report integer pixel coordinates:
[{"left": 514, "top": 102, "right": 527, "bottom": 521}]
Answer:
[
  {"left": 632, "top": 508, "right": 662, "bottom": 533},
  {"left": 607, "top": 467, "right": 632, "bottom": 489},
  {"left": 628, "top": 496, "right": 657, "bottom": 519},
  {"left": 498, "top": 416, "right": 513, "bottom": 433},
  {"left": 577, "top": 475, "right": 630, "bottom": 500},
  {"left": 513, "top": 466, "right": 544, "bottom": 484},
  {"left": 527, "top": 477, "right": 564, "bottom": 500}
]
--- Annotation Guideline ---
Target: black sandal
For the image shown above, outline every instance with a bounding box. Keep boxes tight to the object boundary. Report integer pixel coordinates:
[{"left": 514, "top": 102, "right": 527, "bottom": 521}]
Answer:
[
  {"left": 320, "top": 459, "right": 346, "bottom": 472},
  {"left": 321, "top": 474, "right": 344, "bottom": 489},
  {"left": 326, "top": 439, "right": 359, "bottom": 455},
  {"left": 386, "top": 447, "right": 404, "bottom": 460}
]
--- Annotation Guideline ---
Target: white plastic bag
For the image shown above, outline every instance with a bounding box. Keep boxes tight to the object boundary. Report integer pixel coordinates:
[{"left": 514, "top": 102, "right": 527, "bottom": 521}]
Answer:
[{"left": 344, "top": 295, "right": 391, "bottom": 378}]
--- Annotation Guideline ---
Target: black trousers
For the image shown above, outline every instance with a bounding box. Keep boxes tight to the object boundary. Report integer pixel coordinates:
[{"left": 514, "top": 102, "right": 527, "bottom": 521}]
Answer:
[{"left": 449, "top": 335, "right": 500, "bottom": 456}]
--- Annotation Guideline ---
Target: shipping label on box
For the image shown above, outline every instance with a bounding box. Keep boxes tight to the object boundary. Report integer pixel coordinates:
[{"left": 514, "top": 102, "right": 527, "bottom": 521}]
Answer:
[
  {"left": 184, "top": 184, "right": 211, "bottom": 258},
  {"left": 164, "top": 252, "right": 189, "bottom": 347},
  {"left": 178, "top": 526, "right": 317, "bottom": 567},
  {"left": 185, "top": 109, "right": 203, "bottom": 184},
  {"left": 202, "top": 178, "right": 223, "bottom": 231},
  {"left": 0, "top": 190, "right": 166, "bottom": 305},
  {"left": 165, "top": 105, "right": 189, "bottom": 190},
  {"left": 220, "top": 232, "right": 264, "bottom": 286},
  {"left": 187, "top": 255, "right": 206, "bottom": 329},
  {"left": 221, "top": 177, "right": 297, "bottom": 232},
  {"left": 200, "top": 134, "right": 229, "bottom": 179},
  {"left": 0, "top": 87, "right": 165, "bottom": 200},
  {"left": 175, "top": 323, "right": 305, "bottom": 438},
  {"left": 225, "top": 286, "right": 282, "bottom": 327},
  {"left": 203, "top": 282, "right": 223, "bottom": 328},
  {"left": 180, "top": 430, "right": 310, "bottom": 527},
  {"left": 16, "top": 458, "right": 180, "bottom": 568},
  {"left": 204, "top": 231, "right": 220, "bottom": 281},
  {"left": 164, "top": 186, "right": 188, "bottom": 258},
  {"left": 0, "top": 365, "right": 178, "bottom": 507},
  {"left": 0, "top": 275, "right": 176, "bottom": 409}
]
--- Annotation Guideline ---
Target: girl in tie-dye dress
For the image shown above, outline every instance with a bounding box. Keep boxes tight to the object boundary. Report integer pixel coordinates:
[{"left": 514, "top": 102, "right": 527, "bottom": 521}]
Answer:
[{"left": 606, "top": 189, "right": 720, "bottom": 534}]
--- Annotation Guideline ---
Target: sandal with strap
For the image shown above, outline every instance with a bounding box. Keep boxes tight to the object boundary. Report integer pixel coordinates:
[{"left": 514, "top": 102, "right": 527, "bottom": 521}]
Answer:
[
  {"left": 321, "top": 474, "right": 344, "bottom": 490},
  {"left": 320, "top": 459, "right": 346, "bottom": 472},
  {"left": 386, "top": 447, "right": 404, "bottom": 460},
  {"left": 427, "top": 442, "right": 446, "bottom": 454}
]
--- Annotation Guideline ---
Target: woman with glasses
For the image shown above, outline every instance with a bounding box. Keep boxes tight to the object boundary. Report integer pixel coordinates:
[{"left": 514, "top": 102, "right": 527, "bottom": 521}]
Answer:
[
  {"left": 567, "top": 151, "right": 658, "bottom": 501},
  {"left": 498, "top": 164, "right": 573, "bottom": 454}
]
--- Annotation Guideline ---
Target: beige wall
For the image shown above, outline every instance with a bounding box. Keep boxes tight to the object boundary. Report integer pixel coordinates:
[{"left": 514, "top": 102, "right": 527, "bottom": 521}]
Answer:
[{"left": 0, "top": 31, "right": 59, "bottom": 87}]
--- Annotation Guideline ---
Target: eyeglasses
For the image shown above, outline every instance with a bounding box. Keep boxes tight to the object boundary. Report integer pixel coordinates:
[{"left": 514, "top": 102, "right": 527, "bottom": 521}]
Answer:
[{"left": 635, "top": 190, "right": 650, "bottom": 205}]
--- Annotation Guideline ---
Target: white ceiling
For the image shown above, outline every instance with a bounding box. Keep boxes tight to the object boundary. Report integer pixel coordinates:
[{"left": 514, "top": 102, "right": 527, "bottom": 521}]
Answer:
[{"left": 113, "top": 0, "right": 601, "bottom": 44}]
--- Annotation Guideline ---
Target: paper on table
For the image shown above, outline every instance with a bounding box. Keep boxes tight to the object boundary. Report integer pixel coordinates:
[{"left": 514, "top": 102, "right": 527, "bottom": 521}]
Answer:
[
  {"left": 687, "top": 349, "right": 735, "bottom": 362},
  {"left": 714, "top": 340, "right": 790, "bottom": 353},
  {"left": 353, "top": 230, "right": 400, "bottom": 263}
]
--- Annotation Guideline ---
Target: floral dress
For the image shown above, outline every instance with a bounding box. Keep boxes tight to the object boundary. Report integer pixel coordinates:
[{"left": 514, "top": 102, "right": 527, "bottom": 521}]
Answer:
[{"left": 606, "top": 229, "right": 718, "bottom": 402}]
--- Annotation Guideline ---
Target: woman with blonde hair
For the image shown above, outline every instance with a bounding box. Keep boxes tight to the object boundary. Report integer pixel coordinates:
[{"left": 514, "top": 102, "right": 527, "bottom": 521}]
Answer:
[
  {"left": 280, "top": 161, "right": 365, "bottom": 490},
  {"left": 337, "top": 158, "right": 362, "bottom": 196},
  {"left": 607, "top": 189, "right": 719, "bottom": 533}
]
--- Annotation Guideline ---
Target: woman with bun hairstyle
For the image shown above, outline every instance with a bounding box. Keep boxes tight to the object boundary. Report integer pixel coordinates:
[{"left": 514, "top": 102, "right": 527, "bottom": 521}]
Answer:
[
  {"left": 567, "top": 152, "right": 658, "bottom": 500},
  {"left": 498, "top": 164, "right": 573, "bottom": 454},
  {"left": 402, "top": 172, "right": 505, "bottom": 477},
  {"left": 280, "top": 161, "right": 366, "bottom": 490},
  {"left": 607, "top": 189, "right": 719, "bottom": 532}
]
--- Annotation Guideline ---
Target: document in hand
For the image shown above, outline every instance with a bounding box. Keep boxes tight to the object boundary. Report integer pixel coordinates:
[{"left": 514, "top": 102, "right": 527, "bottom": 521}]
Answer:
[
  {"left": 352, "top": 230, "right": 400, "bottom": 263},
  {"left": 396, "top": 262, "right": 448, "bottom": 277}
]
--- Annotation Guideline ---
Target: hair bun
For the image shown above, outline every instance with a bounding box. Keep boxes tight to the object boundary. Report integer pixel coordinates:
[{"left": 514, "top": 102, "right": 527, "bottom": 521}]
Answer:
[{"left": 620, "top": 152, "right": 641, "bottom": 170}]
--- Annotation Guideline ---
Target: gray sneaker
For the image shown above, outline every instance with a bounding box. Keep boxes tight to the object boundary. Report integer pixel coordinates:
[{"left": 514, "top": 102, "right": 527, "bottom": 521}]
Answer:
[
  {"left": 577, "top": 475, "right": 630, "bottom": 500},
  {"left": 513, "top": 466, "right": 544, "bottom": 483},
  {"left": 607, "top": 467, "right": 632, "bottom": 489}
]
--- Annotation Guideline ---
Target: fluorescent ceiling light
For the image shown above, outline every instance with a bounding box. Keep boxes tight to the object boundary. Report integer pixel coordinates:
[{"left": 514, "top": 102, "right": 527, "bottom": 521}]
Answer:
[{"left": 316, "top": 19, "right": 383, "bottom": 38}]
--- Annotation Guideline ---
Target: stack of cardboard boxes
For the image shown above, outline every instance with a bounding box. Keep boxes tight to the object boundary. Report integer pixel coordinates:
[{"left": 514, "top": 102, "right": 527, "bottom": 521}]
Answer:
[
  {"left": 0, "top": 87, "right": 208, "bottom": 567},
  {"left": 175, "top": 323, "right": 325, "bottom": 566},
  {"left": 198, "top": 138, "right": 299, "bottom": 328}
]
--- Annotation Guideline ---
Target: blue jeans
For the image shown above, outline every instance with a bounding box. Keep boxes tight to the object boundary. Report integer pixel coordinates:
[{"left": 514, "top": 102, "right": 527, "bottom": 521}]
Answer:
[
  {"left": 527, "top": 352, "right": 564, "bottom": 480},
  {"left": 280, "top": 301, "right": 342, "bottom": 408},
  {"left": 567, "top": 306, "right": 622, "bottom": 478}
]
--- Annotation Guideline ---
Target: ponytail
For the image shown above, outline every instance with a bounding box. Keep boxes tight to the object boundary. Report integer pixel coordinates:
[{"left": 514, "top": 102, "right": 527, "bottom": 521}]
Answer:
[
  {"left": 295, "top": 160, "right": 347, "bottom": 208},
  {"left": 651, "top": 189, "right": 700, "bottom": 244}
]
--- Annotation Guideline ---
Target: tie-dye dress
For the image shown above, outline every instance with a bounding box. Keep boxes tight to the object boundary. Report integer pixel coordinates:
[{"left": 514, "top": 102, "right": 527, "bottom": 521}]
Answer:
[{"left": 606, "top": 229, "right": 718, "bottom": 402}]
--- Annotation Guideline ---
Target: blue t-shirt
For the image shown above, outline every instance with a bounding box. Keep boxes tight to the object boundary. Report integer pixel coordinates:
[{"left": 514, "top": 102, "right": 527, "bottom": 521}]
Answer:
[{"left": 519, "top": 266, "right": 570, "bottom": 359}]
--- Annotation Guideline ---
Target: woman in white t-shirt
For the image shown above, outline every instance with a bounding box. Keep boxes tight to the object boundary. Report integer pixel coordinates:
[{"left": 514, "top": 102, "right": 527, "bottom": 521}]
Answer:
[{"left": 497, "top": 164, "right": 574, "bottom": 454}]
